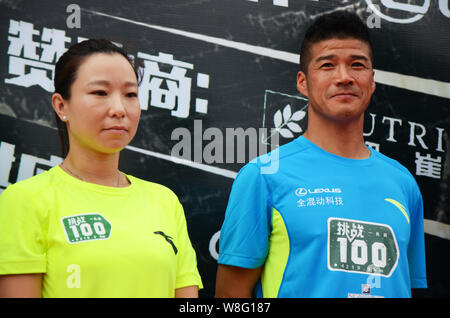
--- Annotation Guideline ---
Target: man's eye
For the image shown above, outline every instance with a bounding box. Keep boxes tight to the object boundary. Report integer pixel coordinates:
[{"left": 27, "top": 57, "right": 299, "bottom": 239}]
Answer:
[
  {"left": 352, "top": 62, "right": 365, "bottom": 68},
  {"left": 321, "top": 63, "right": 333, "bottom": 68}
]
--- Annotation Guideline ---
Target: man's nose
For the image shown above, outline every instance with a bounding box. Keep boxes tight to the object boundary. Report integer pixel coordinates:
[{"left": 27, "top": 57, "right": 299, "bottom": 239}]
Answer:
[{"left": 335, "top": 65, "right": 354, "bottom": 86}]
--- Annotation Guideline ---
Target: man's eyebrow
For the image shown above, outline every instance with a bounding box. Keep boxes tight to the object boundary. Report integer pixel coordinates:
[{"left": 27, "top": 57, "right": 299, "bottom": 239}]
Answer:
[
  {"left": 314, "top": 54, "right": 369, "bottom": 63},
  {"left": 350, "top": 54, "right": 369, "bottom": 61},
  {"left": 314, "top": 54, "right": 336, "bottom": 63}
]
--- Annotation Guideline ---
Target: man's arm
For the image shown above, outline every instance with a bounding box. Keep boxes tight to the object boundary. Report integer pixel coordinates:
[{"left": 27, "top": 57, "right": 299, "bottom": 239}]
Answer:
[{"left": 215, "top": 264, "right": 263, "bottom": 298}]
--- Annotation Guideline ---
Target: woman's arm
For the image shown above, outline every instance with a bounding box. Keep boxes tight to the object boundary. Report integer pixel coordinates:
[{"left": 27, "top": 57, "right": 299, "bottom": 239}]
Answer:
[
  {"left": 175, "top": 285, "right": 199, "bottom": 298},
  {"left": 0, "top": 274, "right": 42, "bottom": 298}
]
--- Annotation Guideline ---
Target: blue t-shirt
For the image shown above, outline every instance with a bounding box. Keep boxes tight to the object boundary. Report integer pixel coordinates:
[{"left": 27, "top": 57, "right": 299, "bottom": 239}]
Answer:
[{"left": 218, "top": 136, "right": 427, "bottom": 298}]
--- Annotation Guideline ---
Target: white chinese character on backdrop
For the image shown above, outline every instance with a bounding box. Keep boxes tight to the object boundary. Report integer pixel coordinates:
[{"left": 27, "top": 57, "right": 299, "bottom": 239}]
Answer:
[
  {"left": 16, "top": 153, "right": 63, "bottom": 182},
  {"left": 137, "top": 52, "right": 210, "bottom": 118},
  {"left": 4, "top": 19, "right": 71, "bottom": 92},
  {"left": 40, "top": 27, "right": 71, "bottom": 63},
  {"left": 415, "top": 152, "right": 442, "bottom": 179},
  {"left": 4, "top": 19, "right": 211, "bottom": 120}
]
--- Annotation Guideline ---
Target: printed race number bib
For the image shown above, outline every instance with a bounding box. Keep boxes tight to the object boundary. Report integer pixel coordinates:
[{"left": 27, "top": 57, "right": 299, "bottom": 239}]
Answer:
[
  {"left": 61, "top": 213, "right": 112, "bottom": 244},
  {"left": 328, "top": 218, "right": 399, "bottom": 277}
]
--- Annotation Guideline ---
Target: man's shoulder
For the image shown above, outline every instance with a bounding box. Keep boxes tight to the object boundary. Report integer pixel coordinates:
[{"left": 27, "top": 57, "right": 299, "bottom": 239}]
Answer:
[
  {"left": 230, "top": 138, "right": 306, "bottom": 183},
  {"left": 248, "top": 137, "right": 307, "bottom": 168},
  {"left": 371, "top": 149, "right": 416, "bottom": 182}
]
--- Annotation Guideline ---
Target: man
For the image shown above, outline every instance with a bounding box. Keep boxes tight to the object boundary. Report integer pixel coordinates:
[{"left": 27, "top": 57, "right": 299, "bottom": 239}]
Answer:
[{"left": 215, "top": 11, "right": 427, "bottom": 298}]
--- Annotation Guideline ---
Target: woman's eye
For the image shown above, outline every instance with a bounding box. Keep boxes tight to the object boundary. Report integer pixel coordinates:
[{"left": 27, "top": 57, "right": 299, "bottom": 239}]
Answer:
[
  {"left": 91, "top": 90, "right": 107, "bottom": 96},
  {"left": 126, "top": 92, "right": 138, "bottom": 98}
]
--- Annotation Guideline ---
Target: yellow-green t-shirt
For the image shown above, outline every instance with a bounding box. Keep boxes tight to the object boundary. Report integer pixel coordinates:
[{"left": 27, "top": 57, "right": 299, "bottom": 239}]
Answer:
[{"left": 0, "top": 166, "right": 203, "bottom": 297}]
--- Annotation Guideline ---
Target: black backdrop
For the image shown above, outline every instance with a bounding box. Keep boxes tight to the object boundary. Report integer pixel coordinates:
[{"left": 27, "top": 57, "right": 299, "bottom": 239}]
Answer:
[{"left": 0, "top": 0, "right": 449, "bottom": 297}]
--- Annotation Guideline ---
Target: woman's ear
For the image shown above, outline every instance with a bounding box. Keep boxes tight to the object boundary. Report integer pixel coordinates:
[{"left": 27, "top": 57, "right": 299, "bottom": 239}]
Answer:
[{"left": 52, "top": 93, "right": 68, "bottom": 122}]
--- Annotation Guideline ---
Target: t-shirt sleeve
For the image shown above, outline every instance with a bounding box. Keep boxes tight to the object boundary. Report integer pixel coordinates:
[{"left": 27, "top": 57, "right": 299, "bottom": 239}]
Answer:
[
  {"left": 0, "top": 185, "right": 47, "bottom": 274},
  {"left": 174, "top": 199, "right": 203, "bottom": 290},
  {"left": 218, "top": 163, "right": 272, "bottom": 269},
  {"left": 407, "top": 185, "right": 427, "bottom": 288}
]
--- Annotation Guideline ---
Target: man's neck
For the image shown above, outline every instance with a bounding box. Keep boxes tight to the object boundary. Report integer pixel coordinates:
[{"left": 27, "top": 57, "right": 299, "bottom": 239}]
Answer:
[{"left": 302, "top": 115, "right": 370, "bottom": 159}]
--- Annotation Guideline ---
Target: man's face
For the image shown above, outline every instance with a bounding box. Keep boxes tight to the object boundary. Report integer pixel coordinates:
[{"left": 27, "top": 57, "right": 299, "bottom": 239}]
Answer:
[{"left": 297, "top": 38, "right": 375, "bottom": 124}]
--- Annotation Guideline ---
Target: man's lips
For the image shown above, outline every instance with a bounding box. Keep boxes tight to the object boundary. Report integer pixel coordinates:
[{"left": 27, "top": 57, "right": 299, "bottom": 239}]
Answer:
[{"left": 331, "top": 91, "right": 359, "bottom": 98}]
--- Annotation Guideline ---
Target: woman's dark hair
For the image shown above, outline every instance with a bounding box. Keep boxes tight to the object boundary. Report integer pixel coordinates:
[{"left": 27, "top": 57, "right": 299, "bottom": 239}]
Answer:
[
  {"left": 300, "top": 10, "right": 374, "bottom": 74},
  {"left": 53, "top": 38, "right": 142, "bottom": 157}
]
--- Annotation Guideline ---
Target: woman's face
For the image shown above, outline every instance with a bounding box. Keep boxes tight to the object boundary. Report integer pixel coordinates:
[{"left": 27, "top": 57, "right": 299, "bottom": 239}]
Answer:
[{"left": 63, "top": 53, "right": 140, "bottom": 154}]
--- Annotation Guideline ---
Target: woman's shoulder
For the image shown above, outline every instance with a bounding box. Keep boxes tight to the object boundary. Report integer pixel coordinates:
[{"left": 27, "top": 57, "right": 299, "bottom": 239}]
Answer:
[
  {"left": 0, "top": 168, "right": 62, "bottom": 216},
  {"left": 126, "top": 174, "right": 179, "bottom": 200},
  {"left": 2, "top": 166, "right": 59, "bottom": 198}
]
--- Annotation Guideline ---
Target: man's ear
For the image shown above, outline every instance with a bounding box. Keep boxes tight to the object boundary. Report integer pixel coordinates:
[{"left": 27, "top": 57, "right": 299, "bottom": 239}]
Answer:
[
  {"left": 52, "top": 93, "right": 68, "bottom": 122},
  {"left": 371, "top": 69, "right": 376, "bottom": 94},
  {"left": 297, "top": 71, "right": 308, "bottom": 97}
]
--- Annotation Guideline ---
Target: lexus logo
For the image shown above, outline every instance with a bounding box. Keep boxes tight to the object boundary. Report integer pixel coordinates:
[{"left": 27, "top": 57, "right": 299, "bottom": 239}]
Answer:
[
  {"left": 295, "top": 187, "right": 342, "bottom": 196},
  {"left": 295, "top": 188, "right": 308, "bottom": 196}
]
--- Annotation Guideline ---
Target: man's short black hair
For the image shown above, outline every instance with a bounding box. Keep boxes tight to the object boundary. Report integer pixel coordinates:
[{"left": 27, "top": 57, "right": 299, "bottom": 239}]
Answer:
[{"left": 300, "top": 10, "right": 373, "bottom": 74}]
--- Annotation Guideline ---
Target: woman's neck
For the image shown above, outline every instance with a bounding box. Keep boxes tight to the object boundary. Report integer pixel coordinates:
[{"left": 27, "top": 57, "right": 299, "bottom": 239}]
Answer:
[{"left": 61, "top": 147, "right": 128, "bottom": 187}]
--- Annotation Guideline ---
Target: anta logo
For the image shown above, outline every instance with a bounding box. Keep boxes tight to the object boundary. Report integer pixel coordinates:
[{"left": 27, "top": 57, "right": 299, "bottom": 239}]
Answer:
[
  {"left": 295, "top": 187, "right": 342, "bottom": 196},
  {"left": 154, "top": 231, "right": 178, "bottom": 255}
]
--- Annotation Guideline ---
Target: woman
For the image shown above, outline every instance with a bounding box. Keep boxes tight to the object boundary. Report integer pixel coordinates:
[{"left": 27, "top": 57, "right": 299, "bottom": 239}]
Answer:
[{"left": 0, "top": 39, "right": 202, "bottom": 297}]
